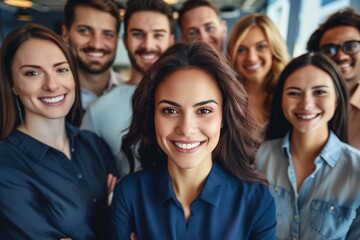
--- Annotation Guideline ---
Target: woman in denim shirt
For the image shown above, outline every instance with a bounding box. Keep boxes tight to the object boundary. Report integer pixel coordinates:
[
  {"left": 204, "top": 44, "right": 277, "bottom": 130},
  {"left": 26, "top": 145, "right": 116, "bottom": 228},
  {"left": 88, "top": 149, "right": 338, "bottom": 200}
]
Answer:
[{"left": 256, "top": 52, "right": 360, "bottom": 240}]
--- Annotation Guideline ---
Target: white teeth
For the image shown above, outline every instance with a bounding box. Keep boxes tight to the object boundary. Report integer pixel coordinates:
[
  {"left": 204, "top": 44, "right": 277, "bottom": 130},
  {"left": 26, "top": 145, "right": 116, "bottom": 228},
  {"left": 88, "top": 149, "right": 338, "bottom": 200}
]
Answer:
[
  {"left": 296, "top": 114, "right": 317, "bottom": 120},
  {"left": 142, "top": 54, "right": 156, "bottom": 60},
  {"left": 246, "top": 63, "right": 261, "bottom": 70},
  {"left": 40, "top": 95, "right": 64, "bottom": 103},
  {"left": 88, "top": 52, "right": 104, "bottom": 57},
  {"left": 175, "top": 142, "right": 201, "bottom": 150},
  {"left": 339, "top": 63, "right": 351, "bottom": 71}
]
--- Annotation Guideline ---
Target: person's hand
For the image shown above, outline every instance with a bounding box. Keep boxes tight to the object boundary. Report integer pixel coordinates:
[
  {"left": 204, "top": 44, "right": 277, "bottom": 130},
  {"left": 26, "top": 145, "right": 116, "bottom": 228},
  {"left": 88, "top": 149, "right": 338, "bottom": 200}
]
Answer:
[{"left": 107, "top": 173, "right": 117, "bottom": 206}]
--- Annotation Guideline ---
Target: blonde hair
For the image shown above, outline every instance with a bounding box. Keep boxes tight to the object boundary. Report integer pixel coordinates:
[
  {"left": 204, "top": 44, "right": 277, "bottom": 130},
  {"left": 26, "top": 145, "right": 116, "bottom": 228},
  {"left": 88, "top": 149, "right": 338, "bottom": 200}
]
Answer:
[{"left": 227, "top": 13, "right": 290, "bottom": 111}]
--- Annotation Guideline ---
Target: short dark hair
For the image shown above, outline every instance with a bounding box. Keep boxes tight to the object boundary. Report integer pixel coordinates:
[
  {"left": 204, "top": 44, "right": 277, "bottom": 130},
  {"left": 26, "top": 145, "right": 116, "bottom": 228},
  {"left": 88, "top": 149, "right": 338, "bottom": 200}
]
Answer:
[
  {"left": 265, "top": 52, "right": 349, "bottom": 142},
  {"left": 122, "top": 41, "right": 267, "bottom": 184},
  {"left": 124, "top": 0, "right": 174, "bottom": 34},
  {"left": 177, "top": 0, "right": 220, "bottom": 29},
  {"left": 64, "top": 0, "right": 121, "bottom": 33},
  {"left": 307, "top": 7, "right": 360, "bottom": 51},
  {"left": 0, "top": 24, "right": 83, "bottom": 139}
]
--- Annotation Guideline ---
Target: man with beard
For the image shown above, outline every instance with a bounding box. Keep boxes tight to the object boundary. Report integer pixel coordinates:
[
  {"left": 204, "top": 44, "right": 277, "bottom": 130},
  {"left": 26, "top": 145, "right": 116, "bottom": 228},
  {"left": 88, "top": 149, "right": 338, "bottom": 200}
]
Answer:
[
  {"left": 177, "top": 0, "right": 227, "bottom": 52},
  {"left": 62, "top": 0, "right": 127, "bottom": 110},
  {"left": 307, "top": 7, "right": 360, "bottom": 149},
  {"left": 81, "top": 0, "right": 175, "bottom": 177}
]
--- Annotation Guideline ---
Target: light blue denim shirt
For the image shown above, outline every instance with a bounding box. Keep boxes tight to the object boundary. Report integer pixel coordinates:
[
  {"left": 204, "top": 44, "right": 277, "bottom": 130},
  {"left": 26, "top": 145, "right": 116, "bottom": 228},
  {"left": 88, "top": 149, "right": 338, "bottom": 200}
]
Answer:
[{"left": 256, "top": 131, "right": 360, "bottom": 240}]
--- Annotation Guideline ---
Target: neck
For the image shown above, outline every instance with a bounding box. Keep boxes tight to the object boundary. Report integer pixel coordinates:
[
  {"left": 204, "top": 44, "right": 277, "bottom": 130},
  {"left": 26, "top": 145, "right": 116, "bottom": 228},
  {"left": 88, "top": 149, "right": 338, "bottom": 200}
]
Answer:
[
  {"left": 245, "top": 78, "right": 266, "bottom": 94},
  {"left": 290, "top": 130, "right": 328, "bottom": 163},
  {"left": 346, "top": 78, "right": 359, "bottom": 96},
  {"left": 126, "top": 68, "right": 143, "bottom": 85},
  {"left": 17, "top": 117, "right": 70, "bottom": 158},
  {"left": 168, "top": 160, "right": 212, "bottom": 204},
  {"left": 78, "top": 68, "right": 111, "bottom": 96}
]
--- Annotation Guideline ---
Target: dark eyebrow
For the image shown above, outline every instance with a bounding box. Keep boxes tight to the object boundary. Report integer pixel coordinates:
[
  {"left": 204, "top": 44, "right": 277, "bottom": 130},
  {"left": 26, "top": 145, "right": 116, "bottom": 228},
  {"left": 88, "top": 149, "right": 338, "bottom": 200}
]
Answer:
[
  {"left": 285, "top": 85, "right": 330, "bottom": 90},
  {"left": 193, "top": 100, "right": 218, "bottom": 107},
  {"left": 158, "top": 99, "right": 180, "bottom": 107},
  {"left": 158, "top": 99, "right": 218, "bottom": 107},
  {"left": 19, "top": 61, "right": 68, "bottom": 70},
  {"left": 130, "top": 29, "right": 168, "bottom": 34}
]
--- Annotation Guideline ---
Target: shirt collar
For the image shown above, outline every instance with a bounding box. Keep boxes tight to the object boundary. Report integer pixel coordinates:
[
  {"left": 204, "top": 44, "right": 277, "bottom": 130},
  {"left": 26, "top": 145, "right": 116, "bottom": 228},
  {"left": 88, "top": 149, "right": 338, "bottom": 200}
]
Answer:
[
  {"left": 281, "top": 131, "right": 341, "bottom": 168},
  {"left": 157, "top": 162, "right": 224, "bottom": 207},
  {"left": 7, "top": 123, "right": 80, "bottom": 163},
  {"left": 105, "top": 70, "right": 123, "bottom": 93}
]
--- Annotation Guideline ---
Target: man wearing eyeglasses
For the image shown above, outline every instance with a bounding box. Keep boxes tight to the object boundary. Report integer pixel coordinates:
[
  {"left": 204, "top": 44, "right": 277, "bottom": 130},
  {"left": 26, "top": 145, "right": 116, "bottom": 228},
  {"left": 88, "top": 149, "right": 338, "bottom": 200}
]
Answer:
[{"left": 307, "top": 7, "right": 360, "bottom": 149}]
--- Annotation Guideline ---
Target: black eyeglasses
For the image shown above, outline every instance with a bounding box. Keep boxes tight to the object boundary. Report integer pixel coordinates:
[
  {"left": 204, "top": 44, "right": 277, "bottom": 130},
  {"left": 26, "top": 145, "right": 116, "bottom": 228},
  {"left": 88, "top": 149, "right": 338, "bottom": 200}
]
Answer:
[{"left": 320, "top": 40, "right": 360, "bottom": 57}]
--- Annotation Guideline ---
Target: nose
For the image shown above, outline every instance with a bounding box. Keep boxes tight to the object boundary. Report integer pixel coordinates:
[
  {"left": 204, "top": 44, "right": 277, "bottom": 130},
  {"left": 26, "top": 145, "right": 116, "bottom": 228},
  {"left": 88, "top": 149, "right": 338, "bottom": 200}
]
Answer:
[
  {"left": 42, "top": 73, "right": 60, "bottom": 92},
  {"left": 299, "top": 93, "right": 314, "bottom": 109},
  {"left": 175, "top": 114, "right": 197, "bottom": 136},
  {"left": 88, "top": 32, "right": 103, "bottom": 49},
  {"left": 246, "top": 47, "right": 258, "bottom": 61},
  {"left": 333, "top": 46, "right": 350, "bottom": 61},
  {"left": 140, "top": 35, "right": 155, "bottom": 51}
]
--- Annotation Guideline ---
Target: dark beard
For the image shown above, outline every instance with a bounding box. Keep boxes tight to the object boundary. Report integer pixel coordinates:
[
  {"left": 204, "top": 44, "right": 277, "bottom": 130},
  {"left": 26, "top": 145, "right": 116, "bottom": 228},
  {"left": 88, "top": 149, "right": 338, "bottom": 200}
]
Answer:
[
  {"left": 127, "top": 49, "right": 161, "bottom": 75},
  {"left": 127, "top": 52, "right": 146, "bottom": 75},
  {"left": 77, "top": 56, "right": 115, "bottom": 74}
]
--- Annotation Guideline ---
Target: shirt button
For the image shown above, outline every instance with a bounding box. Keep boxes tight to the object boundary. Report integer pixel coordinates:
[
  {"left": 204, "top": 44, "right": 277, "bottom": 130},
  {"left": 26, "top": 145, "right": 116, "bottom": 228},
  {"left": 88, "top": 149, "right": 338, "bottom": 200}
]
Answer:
[
  {"left": 311, "top": 174, "right": 315, "bottom": 178},
  {"left": 329, "top": 205, "right": 335, "bottom": 211},
  {"left": 77, "top": 173, "right": 83, "bottom": 179},
  {"left": 274, "top": 187, "right": 279, "bottom": 192},
  {"left": 93, "top": 198, "right": 97, "bottom": 203},
  {"left": 293, "top": 214, "right": 299, "bottom": 220},
  {"left": 71, "top": 148, "right": 75, "bottom": 152}
]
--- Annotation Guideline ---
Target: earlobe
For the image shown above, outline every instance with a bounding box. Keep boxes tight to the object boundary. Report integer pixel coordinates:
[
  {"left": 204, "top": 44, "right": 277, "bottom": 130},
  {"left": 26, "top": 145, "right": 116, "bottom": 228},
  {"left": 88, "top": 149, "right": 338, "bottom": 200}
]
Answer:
[{"left": 11, "top": 87, "right": 18, "bottom": 95}]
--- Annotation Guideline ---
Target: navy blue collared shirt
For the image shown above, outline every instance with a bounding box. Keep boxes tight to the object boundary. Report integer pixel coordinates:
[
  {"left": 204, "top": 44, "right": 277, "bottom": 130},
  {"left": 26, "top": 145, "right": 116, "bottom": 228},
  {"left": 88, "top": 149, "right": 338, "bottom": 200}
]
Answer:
[
  {"left": 0, "top": 124, "right": 116, "bottom": 240},
  {"left": 109, "top": 162, "right": 276, "bottom": 240}
]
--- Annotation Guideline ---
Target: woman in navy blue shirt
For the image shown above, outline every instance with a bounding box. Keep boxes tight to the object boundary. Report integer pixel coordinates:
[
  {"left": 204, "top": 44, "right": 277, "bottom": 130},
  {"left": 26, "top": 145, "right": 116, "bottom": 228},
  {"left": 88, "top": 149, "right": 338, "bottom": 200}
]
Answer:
[
  {"left": 109, "top": 42, "right": 276, "bottom": 239},
  {"left": 0, "top": 24, "right": 117, "bottom": 239}
]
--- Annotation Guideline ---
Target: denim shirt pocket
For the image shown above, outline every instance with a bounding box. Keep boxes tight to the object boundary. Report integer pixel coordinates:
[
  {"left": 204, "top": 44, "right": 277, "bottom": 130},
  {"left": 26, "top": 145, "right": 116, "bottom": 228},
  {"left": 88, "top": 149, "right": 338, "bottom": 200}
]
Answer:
[{"left": 310, "top": 199, "right": 356, "bottom": 239}]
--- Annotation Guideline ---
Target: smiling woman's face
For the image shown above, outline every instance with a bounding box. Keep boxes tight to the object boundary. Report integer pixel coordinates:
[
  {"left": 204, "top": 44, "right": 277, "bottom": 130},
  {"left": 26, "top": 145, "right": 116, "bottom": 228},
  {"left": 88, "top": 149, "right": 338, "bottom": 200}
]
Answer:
[
  {"left": 154, "top": 68, "right": 223, "bottom": 171},
  {"left": 11, "top": 38, "right": 75, "bottom": 122}
]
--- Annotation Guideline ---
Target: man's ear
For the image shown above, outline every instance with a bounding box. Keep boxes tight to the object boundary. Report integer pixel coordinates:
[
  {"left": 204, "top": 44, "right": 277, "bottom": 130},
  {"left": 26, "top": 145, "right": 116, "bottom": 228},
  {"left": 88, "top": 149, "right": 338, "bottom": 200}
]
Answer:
[
  {"left": 123, "top": 34, "right": 128, "bottom": 50},
  {"left": 169, "top": 34, "right": 175, "bottom": 46},
  {"left": 61, "top": 24, "right": 70, "bottom": 43}
]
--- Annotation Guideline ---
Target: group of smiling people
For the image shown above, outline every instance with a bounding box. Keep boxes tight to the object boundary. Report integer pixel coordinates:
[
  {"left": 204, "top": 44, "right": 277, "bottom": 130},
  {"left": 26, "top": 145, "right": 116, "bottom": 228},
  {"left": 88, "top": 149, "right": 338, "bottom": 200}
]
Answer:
[{"left": 0, "top": 0, "right": 360, "bottom": 239}]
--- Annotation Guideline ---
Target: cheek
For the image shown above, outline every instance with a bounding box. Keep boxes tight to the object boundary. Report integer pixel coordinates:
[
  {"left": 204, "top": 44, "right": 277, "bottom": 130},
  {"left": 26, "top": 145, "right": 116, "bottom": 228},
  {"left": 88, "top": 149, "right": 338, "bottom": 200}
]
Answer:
[{"left": 205, "top": 119, "right": 222, "bottom": 140}]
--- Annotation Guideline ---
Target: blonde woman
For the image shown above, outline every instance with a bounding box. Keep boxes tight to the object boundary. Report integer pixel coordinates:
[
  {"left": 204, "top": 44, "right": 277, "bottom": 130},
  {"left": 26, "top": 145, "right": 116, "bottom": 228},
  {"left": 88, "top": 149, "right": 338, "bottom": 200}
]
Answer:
[{"left": 227, "top": 13, "right": 290, "bottom": 137}]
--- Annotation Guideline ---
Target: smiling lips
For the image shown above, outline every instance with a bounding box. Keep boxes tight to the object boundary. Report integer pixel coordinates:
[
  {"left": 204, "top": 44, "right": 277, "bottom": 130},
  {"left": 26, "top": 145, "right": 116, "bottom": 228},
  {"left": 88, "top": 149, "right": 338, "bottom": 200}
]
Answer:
[
  {"left": 40, "top": 94, "right": 65, "bottom": 104},
  {"left": 174, "top": 141, "right": 202, "bottom": 150},
  {"left": 295, "top": 113, "right": 319, "bottom": 120},
  {"left": 86, "top": 52, "right": 105, "bottom": 58}
]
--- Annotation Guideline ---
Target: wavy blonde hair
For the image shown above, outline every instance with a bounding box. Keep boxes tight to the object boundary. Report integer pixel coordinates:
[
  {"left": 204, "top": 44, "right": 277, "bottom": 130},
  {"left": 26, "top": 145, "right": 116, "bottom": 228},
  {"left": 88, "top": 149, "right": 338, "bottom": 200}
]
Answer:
[{"left": 227, "top": 13, "right": 290, "bottom": 112}]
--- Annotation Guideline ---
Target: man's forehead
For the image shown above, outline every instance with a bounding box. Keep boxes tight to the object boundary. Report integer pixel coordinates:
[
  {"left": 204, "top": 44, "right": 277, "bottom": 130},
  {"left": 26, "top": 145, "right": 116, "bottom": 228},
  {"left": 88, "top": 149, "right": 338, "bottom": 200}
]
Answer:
[
  {"left": 128, "top": 11, "right": 171, "bottom": 32},
  {"left": 320, "top": 26, "right": 360, "bottom": 45},
  {"left": 181, "top": 6, "right": 220, "bottom": 28}
]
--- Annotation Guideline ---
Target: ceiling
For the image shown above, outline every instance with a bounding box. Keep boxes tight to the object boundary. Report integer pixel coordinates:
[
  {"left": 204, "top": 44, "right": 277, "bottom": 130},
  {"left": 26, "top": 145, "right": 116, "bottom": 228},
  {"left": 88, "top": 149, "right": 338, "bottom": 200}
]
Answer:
[{"left": 0, "top": 0, "right": 267, "bottom": 13}]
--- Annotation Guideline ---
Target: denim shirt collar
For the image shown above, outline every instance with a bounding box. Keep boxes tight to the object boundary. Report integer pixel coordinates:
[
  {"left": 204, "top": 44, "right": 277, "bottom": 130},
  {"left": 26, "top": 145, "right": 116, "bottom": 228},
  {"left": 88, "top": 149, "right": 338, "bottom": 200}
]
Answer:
[
  {"left": 158, "top": 161, "right": 224, "bottom": 207},
  {"left": 7, "top": 123, "right": 80, "bottom": 163},
  {"left": 281, "top": 131, "right": 341, "bottom": 168}
]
